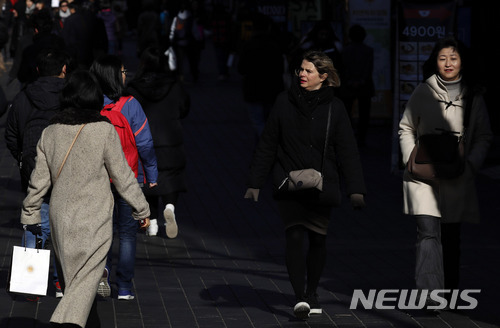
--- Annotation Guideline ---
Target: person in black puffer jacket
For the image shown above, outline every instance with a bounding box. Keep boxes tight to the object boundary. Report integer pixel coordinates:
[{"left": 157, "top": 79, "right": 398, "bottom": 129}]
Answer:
[{"left": 4, "top": 47, "right": 71, "bottom": 299}]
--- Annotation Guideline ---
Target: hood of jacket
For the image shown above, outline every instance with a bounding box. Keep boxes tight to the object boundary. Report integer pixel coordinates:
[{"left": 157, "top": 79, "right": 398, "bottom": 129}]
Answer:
[
  {"left": 127, "top": 72, "right": 176, "bottom": 102},
  {"left": 426, "top": 74, "right": 451, "bottom": 98},
  {"left": 25, "top": 76, "right": 66, "bottom": 112},
  {"left": 288, "top": 76, "right": 335, "bottom": 114}
]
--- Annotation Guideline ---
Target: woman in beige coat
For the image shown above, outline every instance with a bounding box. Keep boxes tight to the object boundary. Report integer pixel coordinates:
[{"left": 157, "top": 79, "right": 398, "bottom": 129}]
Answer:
[
  {"left": 399, "top": 37, "right": 492, "bottom": 307},
  {"left": 21, "top": 71, "right": 150, "bottom": 328}
]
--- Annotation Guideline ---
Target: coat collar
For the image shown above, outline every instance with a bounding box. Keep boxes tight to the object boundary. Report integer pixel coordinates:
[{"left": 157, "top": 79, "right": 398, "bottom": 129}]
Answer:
[
  {"left": 50, "top": 107, "right": 110, "bottom": 125},
  {"left": 288, "top": 76, "right": 334, "bottom": 115}
]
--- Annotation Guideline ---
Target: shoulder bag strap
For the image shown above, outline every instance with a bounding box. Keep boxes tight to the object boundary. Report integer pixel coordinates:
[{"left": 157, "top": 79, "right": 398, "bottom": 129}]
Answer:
[
  {"left": 461, "top": 91, "right": 473, "bottom": 143},
  {"left": 56, "top": 124, "right": 86, "bottom": 180},
  {"left": 320, "top": 104, "right": 332, "bottom": 174}
]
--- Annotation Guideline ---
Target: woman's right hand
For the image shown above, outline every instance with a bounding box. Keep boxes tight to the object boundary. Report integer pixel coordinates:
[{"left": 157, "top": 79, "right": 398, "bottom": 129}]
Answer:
[
  {"left": 350, "top": 193, "right": 365, "bottom": 209},
  {"left": 140, "top": 218, "right": 150, "bottom": 230},
  {"left": 244, "top": 188, "right": 260, "bottom": 202}
]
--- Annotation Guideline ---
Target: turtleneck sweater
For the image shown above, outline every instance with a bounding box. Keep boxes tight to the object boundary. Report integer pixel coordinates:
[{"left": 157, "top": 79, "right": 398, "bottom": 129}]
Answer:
[{"left": 437, "top": 74, "right": 462, "bottom": 102}]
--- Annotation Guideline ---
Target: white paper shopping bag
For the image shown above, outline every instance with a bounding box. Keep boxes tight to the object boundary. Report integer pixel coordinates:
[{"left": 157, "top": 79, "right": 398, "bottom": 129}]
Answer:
[{"left": 9, "top": 246, "right": 50, "bottom": 296}]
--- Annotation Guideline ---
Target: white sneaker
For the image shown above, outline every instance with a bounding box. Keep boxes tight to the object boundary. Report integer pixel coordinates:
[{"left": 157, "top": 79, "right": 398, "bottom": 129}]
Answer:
[
  {"left": 147, "top": 219, "right": 158, "bottom": 236},
  {"left": 293, "top": 301, "right": 310, "bottom": 319},
  {"left": 163, "top": 204, "right": 178, "bottom": 238}
]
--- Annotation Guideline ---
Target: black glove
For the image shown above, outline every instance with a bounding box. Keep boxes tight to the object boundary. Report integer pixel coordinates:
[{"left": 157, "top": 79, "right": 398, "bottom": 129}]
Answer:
[
  {"left": 24, "top": 224, "right": 42, "bottom": 236},
  {"left": 350, "top": 193, "right": 366, "bottom": 210},
  {"left": 244, "top": 188, "right": 260, "bottom": 202}
]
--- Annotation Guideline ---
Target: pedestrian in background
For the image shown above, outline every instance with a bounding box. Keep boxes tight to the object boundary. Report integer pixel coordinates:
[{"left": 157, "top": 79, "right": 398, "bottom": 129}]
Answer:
[
  {"left": 169, "top": 1, "right": 198, "bottom": 83},
  {"left": 20, "top": 70, "right": 150, "bottom": 328},
  {"left": 136, "top": 0, "right": 161, "bottom": 57},
  {"left": 210, "top": 3, "right": 235, "bottom": 81},
  {"left": 5, "top": 0, "right": 27, "bottom": 58},
  {"left": 97, "top": 0, "right": 118, "bottom": 55},
  {"left": 61, "top": 1, "right": 107, "bottom": 68},
  {"left": 399, "top": 36, "right": 492, "bottom": 305},
  {"left": 15, "top": 9, "right": 67, "bottom": 86},
  {"left": 53, "top": 0, "right": 71, "bottom": 35},
  {"left": 90, "top": 54, "right": 158, "bottom": 301},
  {"left": 244, "top": 50, "right": 366, "bottom": 319},
  {"left": 237, "top": 12, "right": 284, "bottom": 141},
  {"left": 340, "top": 24, "right": 374, "bottom": 147},
  {"left": 292, "top": 20, "right": 343, "bottom": 74},
  {"left": 128, "top": 46, "right": 190, "bottom": 238}
]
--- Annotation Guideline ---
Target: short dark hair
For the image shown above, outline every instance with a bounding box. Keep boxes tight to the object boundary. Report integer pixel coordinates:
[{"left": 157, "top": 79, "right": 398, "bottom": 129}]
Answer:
[
  {"left": 348, "top": 24, "right": 366, "bottom": 43},
  {"left": 89, "top": 55, "right": 124, "bottom": 102},
  {"left": 36, "top": 48, "right": 70, "bottom": 77},
  {"left": 60, "top": 70, "right": 103, "bottom": 111},
  {"left": 29, "top": 8, "right": 53, "bottom": 34},
  {"left": 135, "top": 46, "right": 170, "bottom": 78},
  {"left": 422, "top": 36, "right": 470, "bottom": 81}
]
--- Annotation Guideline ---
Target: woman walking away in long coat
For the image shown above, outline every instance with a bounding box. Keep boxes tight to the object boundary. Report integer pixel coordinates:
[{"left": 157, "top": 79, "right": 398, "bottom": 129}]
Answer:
[{"left": 21, "top": 70, "right": 150, "bottom": 328}]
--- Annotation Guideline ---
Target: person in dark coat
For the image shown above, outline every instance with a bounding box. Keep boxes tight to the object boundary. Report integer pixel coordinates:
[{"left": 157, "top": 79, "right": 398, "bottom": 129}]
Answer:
[
  {"left": 237, "top": 13, "right": 284, "bottom": 140},
  {"left": 136, "top": 0, "right": 161, "bottom": 57},
  {"left": 61, "top": 2, "right": 107, "bottom": 68},
  {"left": 127, "top": 46, "right": 190, "bottom": 238},
  {"left": 16, "top": 9, "right": 68, "bottom": 85},
  {"left": 5, "top": 0, "right": 27, "bottom": 58},
  {"left": 4, "top": 48, "right": 71, "bottom": 300},
  {"left": 291, "top": 20, "right": 343, "bottom": 75},
  {"left": 339, "top": 24, "right": 374, "bottom": 146},
  {"left": 244, "top": 50, "right": 366, "bottom": 319}
]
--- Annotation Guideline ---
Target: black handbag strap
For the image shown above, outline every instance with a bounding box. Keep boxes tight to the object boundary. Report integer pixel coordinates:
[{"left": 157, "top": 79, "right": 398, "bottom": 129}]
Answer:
[
  {"left": 321, "top": 104, "right": 332, "bottom": 174},
  {"left": 461, "top": 91, "right": 473, "bottom": 143}
]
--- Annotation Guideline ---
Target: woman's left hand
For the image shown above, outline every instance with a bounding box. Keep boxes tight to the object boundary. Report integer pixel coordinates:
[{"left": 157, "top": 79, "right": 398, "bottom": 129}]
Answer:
[
  {"left": 350, "top": 193, "right": 365, "bottom": 209},
  {"left": 149, "top": 182, "right": 158, "bottom": 188}
]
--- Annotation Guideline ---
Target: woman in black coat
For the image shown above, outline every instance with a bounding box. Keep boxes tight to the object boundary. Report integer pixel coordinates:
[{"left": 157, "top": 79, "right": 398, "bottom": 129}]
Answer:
[
  {"left": 127, "top": 46, "right": 190, "bottom": 238},
  {"left": 244, "top": 50, "right": 366, "bottom": 319}
]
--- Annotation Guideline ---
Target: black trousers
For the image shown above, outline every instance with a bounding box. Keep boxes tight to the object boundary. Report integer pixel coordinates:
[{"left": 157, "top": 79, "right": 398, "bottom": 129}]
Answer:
[
  {"left": 285, "top": 225, "right": 327, "bottom": 300},
  {"left": 441, "top": 222, "right": 461, "bottom": 291}
]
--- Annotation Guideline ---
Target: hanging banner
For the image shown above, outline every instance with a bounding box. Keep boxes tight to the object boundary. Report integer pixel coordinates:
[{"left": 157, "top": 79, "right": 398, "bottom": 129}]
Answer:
[
  {"left": 287, "top": 0, "right": 322, "bottom": 37},
  {"left": 349, "top": 0, "right": 392, "bottom": 119},
  {"left": 256, "top": 0, "right": 287, "bottom": 30},
  {"left": 391, "top": 1, "right": 456, "bottom": 172}
]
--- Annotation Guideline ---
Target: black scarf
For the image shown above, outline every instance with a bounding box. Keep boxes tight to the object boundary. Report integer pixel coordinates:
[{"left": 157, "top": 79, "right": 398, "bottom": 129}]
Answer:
[{"left": 288, "top": 76, "right": 334, "bottom": 113}]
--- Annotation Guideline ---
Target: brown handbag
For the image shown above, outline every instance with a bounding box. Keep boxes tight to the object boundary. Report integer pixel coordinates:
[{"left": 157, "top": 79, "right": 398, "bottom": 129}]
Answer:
[
  {"left": 407, "top": 132, "right": 465, "bottom": 181},
  {"left": 407, "top": 96, "right": 471, "bottom": 181},
  {"left": 278, "top": 105, "right": 332, "bottom": 192}
]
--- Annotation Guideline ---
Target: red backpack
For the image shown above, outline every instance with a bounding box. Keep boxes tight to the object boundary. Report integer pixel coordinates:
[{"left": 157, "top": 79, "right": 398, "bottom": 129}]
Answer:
[{"left": 101, "top": 96, "right": 139, "bottom": 178}]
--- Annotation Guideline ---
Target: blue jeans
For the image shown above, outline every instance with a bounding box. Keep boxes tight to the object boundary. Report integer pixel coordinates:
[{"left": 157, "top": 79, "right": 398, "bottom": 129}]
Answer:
[
  {"left": 21, "top": 201, "right": 58, "bottom": 282},
  {"left": 415, "top": 215, "right": 444, "bottom": 291},
  {"left": 107, "top": 191, "right": 138, "bottom": 292},
  {"left": 246, "top": 102, "right": 272, "bottom": 138}
]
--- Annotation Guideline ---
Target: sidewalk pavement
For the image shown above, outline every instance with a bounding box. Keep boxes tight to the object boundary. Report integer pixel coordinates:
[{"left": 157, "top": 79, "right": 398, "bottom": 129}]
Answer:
[{"left": 0, "top": 38, "right": 499, "bottom": 328}]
